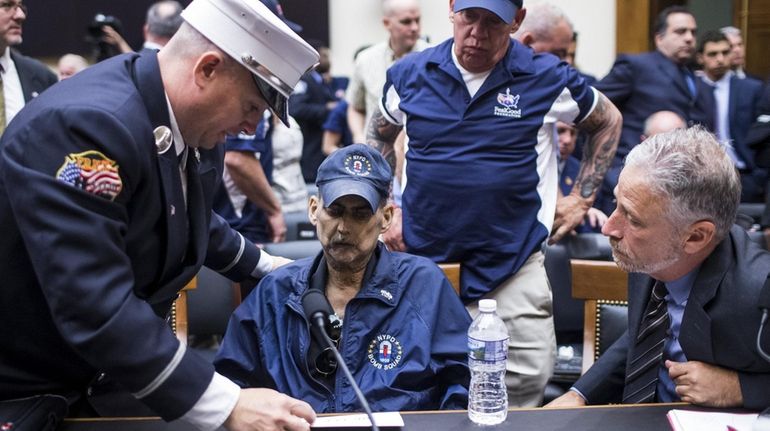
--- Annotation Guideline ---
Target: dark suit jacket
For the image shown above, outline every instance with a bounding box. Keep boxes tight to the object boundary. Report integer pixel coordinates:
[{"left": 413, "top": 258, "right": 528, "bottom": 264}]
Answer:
[
  {"left": 728, "top": 75, "right": 764, "bottom": 170},
  {"left": 593, "top": 51, "right": 714, "bottom": 214},
  {"left": 0, "top": 52, "right": 261, "bottom": 420},
  {"left": 574, "top": 226, "right": 770, "bottom": 410},
  {"left": 10, "top": 49, "right": 58, "bottom": 102},
  {"left": 596, "top": 50, "right": 714, "bottom": 162},
  {"left": 288, "top": 71, "right": 335, "bottom": 182}
]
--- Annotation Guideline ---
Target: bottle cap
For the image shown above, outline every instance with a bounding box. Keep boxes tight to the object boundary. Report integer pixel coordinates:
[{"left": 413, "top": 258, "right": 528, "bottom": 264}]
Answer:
[{"left": 478, "top": 299, "right": 497, "bottom": 312}]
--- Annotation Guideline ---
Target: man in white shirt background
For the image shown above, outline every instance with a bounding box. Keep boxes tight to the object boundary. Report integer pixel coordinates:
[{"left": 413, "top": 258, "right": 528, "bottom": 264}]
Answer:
[{"left": 695, "top": 29, "right": 764, "bottom": 203}]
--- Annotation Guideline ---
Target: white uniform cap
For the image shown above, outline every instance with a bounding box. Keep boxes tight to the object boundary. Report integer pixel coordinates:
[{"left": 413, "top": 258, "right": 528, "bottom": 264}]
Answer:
[{"left": 181, "top": 0, "right": 319, "bottom": 125}]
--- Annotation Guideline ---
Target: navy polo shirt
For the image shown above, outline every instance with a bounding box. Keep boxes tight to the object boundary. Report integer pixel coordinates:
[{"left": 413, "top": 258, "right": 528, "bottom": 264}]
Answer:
[
  {"left": 381, "top": 38, "right": 596, "bottom": 301},
  {"left": 213, "top": 117, "right": 274, "bottom": 244}
]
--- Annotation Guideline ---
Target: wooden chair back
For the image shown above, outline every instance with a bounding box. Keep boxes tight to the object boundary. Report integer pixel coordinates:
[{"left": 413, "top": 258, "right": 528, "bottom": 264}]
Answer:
[
  {"left": 570, "top": 259, "right": 629, "bottom": 373},
  {"left": 171, "top": 277, "right": 197, "bottom": 344},
  {"left": 438, "top": 262, "right": 461, "bottom": 295}
]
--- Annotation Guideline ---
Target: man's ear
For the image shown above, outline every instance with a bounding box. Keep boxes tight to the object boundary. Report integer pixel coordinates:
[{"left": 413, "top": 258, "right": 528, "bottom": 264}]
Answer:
[
  {"left": 192, "top": 51, "right": 226, "bottom": 88},
  {"left": 308, "top": 195, "right": 320, "bottom": 226},
  {"left": 520, "top": 32, "right": 535, "bottom": 47},
  {"left": 509, "top": 7, "right": 527, "bottom": 34},
  {"left": 682, "top": 220, "right": 716, "bottom": 255},
  {"left": 380, "top": 203, "right": 394, "bottom": 233}
]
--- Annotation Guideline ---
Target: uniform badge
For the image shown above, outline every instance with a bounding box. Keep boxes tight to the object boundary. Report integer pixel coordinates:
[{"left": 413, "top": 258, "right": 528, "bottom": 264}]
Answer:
[
  {"left": 367, "top": 334, "right": 403, "bottom": 370},
  {"left": 344, "top": 153, "right": 373, "bottom": 177},
  {"left": 154, "top": 126, "right": 173, "bottom": 154},
  {"left": 565, "top": 177, "right": 573, "bottom": 186},
  {"left": 56, "top": 150, "right": 123, "bottom": 201},
  {"left": 494, "top": 88, "right": 522, "bottom": 118}
]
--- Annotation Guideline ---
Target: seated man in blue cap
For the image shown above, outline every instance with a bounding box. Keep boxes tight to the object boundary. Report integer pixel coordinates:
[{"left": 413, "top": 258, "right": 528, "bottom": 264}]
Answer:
[{"left": 215, "top": 144, "right": 471, "bottom": 412}]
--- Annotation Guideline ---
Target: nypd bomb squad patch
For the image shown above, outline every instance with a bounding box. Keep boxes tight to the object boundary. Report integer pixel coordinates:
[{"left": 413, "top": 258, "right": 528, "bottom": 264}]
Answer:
[
  {"left": 56, "top": 150, "right": 123, "bottom": 201},
  {"left": 367, "top": 334, "right": 403, "bottom": 370},
  {"left": 344, "top": 153, "right": 373, "bottom": 177}
]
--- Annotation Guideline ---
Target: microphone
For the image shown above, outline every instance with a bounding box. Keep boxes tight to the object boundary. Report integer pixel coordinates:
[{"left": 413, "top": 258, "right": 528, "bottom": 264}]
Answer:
[
  {"left": 757, "top": 277, "right": 770, "bottom": 363},
  {"left": 301, "top": 289, "right": 379, "bottom": 431}
]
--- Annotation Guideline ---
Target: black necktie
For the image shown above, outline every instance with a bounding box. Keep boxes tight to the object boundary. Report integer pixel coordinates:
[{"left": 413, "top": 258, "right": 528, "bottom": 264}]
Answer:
[{"left": 623, "top": 280, "right": 670, "bottom": 403}]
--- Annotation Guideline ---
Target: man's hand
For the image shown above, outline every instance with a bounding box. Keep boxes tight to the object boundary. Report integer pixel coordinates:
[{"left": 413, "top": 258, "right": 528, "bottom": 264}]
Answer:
[
  {"left": 225, "top": 388, "right": 315, "bottom": 431},
  {"left": 550, "top": 194, "right": 591, "bottom": 244},
  {"left": 382, "top": 206, "right": 406, "bottom": 251},
  {"left": 544, "top": 390, "right": 587, "bottom": 408},
  {"left": 101, "top": 26, "right": 133, "bottom": 54},
  {"left": 271, "top": 255, "right": 293, "bottom": 271},
  {"left": 585, "top": 207, "right": 608, "bottom": 229},
  {"left": 666, "top": 360, "right": 743, "bottom": 407},
  {"left": 267, "top": 212, "right": 286, "bottom": 243}
]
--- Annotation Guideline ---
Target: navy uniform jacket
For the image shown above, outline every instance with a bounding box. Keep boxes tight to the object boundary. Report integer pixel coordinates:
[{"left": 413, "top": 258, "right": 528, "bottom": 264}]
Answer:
[
  {"left": 0, "top": 52, "right": 262, "bottom": 420},
  {"left": 10, "top": 49, "right": 58, "bottom": 102},
  {"left": 215, "top": 242, "right": 471, "bottom": 412},
  {"left": 573, "top": 226, "right": 770, "bottom": 410},
  {"left": 726, "top": 75, "right": 764, "bottom": 171}
]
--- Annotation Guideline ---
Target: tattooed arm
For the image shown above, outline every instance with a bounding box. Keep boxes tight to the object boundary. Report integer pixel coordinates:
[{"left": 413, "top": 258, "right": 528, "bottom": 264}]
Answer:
[
  {"left": 550, "top": 92, "right": 621, "bottom": 244},
  {"left": 366, "top": 110, "right": 403, "bottom": 174},
  {"left": 366, "top": 110, "right": 407, "bottom": 250}
]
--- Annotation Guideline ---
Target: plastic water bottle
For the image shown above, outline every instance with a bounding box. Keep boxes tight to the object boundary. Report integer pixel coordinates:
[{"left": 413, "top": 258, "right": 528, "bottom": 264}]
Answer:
[{"left": 467, "top": 299, "right": 509, "bottom": 425}]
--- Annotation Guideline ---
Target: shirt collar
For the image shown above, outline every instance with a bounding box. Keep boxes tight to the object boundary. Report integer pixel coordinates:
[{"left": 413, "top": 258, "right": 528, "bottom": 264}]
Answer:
[
  {"left": 143, "top": 41, "right": 164, "bottom": 51},
  {"left": 699, "top": 70, "right": 733, "bottom": 86},
  {"left": 164, "top": 93, "right": 188, "bottom": 167},
  {"left": 0, "top": 47, "right": 10, "bottom": 72},
  {"left": 663, "top": 264, "right": 701, "bottom": 306}
]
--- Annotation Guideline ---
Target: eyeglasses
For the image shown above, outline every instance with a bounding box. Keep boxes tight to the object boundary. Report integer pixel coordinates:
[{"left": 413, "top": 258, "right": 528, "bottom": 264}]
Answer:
[
  {"left": 0, "top": 1, "right": 26, "bottom": 14},
  {"left": 312, "top": 313, "right": 343, "bottom": 377}
]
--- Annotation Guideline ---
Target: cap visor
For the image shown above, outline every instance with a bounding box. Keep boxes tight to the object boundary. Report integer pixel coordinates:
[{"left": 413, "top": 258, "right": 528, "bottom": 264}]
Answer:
[
  {"left": 320, "top": 180, "right": 381, "bottom": 213},
  {"left": 253, "top": 74, "right": 289, "bottom": 126}
]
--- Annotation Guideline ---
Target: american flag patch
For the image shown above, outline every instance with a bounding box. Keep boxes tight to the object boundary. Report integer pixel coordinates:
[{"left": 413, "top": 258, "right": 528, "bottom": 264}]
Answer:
[{"left": 56, "top": 150, "right": 123, "bottom": 201}]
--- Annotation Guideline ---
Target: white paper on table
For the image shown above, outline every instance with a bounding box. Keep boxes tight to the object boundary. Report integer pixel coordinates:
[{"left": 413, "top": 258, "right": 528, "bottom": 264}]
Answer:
[
  {"left": 667, "top": 409, "right": 759, "bottom": 431},
  {"left": 312, "top": 411, "right": 404, "bottom": 428}
]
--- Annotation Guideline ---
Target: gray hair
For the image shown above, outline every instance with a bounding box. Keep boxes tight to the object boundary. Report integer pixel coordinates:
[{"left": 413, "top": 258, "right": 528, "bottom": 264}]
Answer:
[
  {"left": 513, "top": 2, "right": 573, "bottom": 39},
  {"left": 720, "top": 26, "right": 741, "bottom": 38},
  {"left": 624, "top": 126, "right": 740, "bottom": 240},
  {"left": 146, "top": 1, "right": 184, "bottom": 39}
]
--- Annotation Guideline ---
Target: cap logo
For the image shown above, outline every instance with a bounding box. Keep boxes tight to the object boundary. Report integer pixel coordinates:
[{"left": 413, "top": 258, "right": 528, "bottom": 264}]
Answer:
[{"left": 343, "top": 153, "right": 373, "bottom": 177}]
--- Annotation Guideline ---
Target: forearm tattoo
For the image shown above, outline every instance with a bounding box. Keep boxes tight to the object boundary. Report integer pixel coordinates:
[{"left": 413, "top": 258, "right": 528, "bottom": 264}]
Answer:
[
  {"left": 365, "top": 111, "right": 401, "bottom": 174},
  {"left": 575, "top": 93, "right": 621, "bottom": 199}
]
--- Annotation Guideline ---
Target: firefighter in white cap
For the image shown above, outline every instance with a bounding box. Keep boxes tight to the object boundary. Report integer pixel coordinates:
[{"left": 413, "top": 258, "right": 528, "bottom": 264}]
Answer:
[{"left": 0, "top": 0, "right": 319, "bottom": 430}]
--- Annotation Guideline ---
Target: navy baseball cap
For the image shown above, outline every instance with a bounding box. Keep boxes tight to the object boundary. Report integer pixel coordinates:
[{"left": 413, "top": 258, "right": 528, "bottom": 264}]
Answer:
[
  {"left": 315, "top": 144, "right": 392, "bottom": 213},
  {"left": 453, "top": 0, "right": 523, "bottom": 24}
]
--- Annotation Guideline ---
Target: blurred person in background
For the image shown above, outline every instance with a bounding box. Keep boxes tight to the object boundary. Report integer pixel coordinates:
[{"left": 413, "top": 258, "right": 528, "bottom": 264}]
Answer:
[{"left": 56, "top": 53, "right": 89, "bottom": 80}]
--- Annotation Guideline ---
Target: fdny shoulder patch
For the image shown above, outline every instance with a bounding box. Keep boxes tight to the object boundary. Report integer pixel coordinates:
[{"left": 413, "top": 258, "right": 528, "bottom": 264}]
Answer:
[
  {"left": 367, "top": 334, "right": 403, "bottom": 370},
  {"left": 56, "top": 150, "right": 123, "bottom": 201}
]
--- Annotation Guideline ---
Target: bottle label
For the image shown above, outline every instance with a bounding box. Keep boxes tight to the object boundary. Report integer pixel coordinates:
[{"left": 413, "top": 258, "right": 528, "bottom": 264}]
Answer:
[{"left": 468, "top": 336, "right": 508, "bottom": 362}]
